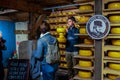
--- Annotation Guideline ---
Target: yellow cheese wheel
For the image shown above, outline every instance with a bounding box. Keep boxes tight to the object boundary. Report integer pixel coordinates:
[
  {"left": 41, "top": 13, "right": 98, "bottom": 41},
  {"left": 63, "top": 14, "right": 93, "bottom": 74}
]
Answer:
[
  {"left": 108, "top": 51, "right": 120, "bottom": 58},
  {"left": 111, "top": 27, "right": 120, "bottom": 34},
  {"left": 79, "top": 50, "right": 92, "bottom": 56},
  {"left": 78, "top": 71, "right": 92, "bottom": 78},
  {"left": 84, "top": 39, "right": 94, "bottom": 44},
  {"left": 79, "top": 16, "right": 90, "bottom": 23},
  {"left": 63, "top": 57, "right": 66, "bottom": 61},
  {"left": 56, "top": 27, "right": 66, "bottom": 33},
  {"left": 109, "top": 63, "right": 120, "bottom": 70},
  {"left": 79, "top": 28, "right": 87, "bottom": 34},
  {"left": 79, "top": 5, "right": 92, "bottom": 11},
  {"left": 62, "top": 12, "right": 67, "bottom": 16},
  {"left": 79, "top": 60, "right": 92, "bottom": 67},
  {"left": 108, "top": 74, "right": 119, "bottom": 80},
  {"left": 49, "top": 12, "right": 56, "bottom": 17},
  {"left": 68, "top": 11, "right": 75, "bottom": 15},
  {"left": 59, "top": 44, "right": 66, "bottom": 48},
  {"left": 60, "top": 63, "right": 64, "bottom": 67},
  {"left": 108, "top": 2, "right": 120, "bottom": 9},
  {"left": 57, "top": 38, "right": 66, "bottom": 43},
  {"left": 64, "top": 64, "right": 67, "bottom": 67},
  {"left": 112, "top": 39, "right": 120, "bottom": 46},
  {"left": 109, "top": 15, "right": 120, "bottom": 23}
]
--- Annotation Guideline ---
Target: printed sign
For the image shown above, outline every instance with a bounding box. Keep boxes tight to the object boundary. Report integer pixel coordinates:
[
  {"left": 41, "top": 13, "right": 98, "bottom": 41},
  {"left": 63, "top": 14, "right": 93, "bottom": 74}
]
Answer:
[
  {"left": 7, "top": 59, "right": 29, "bottom": 80},
  {"left": 86, "top": 15, "right": 110, "bottom": 39}
]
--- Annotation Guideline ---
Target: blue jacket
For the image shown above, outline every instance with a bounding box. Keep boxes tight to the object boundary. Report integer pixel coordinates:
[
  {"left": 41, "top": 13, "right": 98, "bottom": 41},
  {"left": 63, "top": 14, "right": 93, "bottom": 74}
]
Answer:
[
  {"left": 66, "top": 26, "right": 79, "bottom": 52},
  {"left": 31, "top": 32, "right": 59, "bottom": 80},
  {"left": 34, "top": 32, "right": 58, "bottom": 72},
  {"left": 34, "top": 32, "right": 56, "bottom": 63}
]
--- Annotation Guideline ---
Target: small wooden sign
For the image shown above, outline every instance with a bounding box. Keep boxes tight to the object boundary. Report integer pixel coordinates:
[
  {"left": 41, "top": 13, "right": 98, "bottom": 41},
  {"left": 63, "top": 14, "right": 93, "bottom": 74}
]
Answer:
[{"left": 7, "top": 59, "right": 29, "bottom": 80}]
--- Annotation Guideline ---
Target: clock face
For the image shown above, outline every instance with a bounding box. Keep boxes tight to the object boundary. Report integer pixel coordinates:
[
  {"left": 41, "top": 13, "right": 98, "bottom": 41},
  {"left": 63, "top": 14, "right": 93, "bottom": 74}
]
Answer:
[{"left": 86, "top": 15, "right": 110, "bottom": 40}]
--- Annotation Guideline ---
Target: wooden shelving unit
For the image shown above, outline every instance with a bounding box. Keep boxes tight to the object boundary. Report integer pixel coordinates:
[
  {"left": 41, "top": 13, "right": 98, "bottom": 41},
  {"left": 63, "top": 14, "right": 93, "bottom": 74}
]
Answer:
[
  {"left": 73, "top": 75, "right": 93, "bottom": 80},
  {"left": 71, "top": 1, "right": 95, "bottom": 80},
  {"left": 74, "top": 65, "right": 94, "bottom": 71},
  {"left": 74, "top": 55, "right": 94, "bottom": 60},
  {"left": 102, "top": 0, "right": 120, "bottom": 79}
]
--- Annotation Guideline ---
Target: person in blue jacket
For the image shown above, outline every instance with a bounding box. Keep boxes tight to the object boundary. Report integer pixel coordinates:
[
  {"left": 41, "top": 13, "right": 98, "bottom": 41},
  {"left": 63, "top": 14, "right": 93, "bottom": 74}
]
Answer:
[
  {"left": 34, "top": 21, "right": 59, "bottom": 80},
  {"left": 65, "top": 16, "right": 79, "bottom": 78}
]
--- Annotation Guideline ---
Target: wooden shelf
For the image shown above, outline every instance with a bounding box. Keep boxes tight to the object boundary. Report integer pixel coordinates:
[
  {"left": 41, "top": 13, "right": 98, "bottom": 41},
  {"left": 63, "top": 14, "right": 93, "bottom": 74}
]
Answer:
[
  {"left": 103, "top": 9, "right": 120, "bottom": 13},
  {"left": 110, "top": 23, "right": 120, "bottom": 26},
  {"left": 74, "top": 34, "right": 93, "bottom": 38},
  {"left": 74, "top": 44, "right": 94, "bottom": 48},
  {"left": 104, "top": 45, "right": 120, "bottom": 51},
  {"left": 103, "top": 11, "right": 120, "bottom": 16},
  {"left": 49, "top": 21, "right": 66, "bottom": 24},
  {"left": 56, "top": 14, "right": 77, "bottom": 17},
  {"left": 105, "top": 34, "right": 120, "bottom": 39},
  {"left": 73, "top": 75, "right": 93, "bottom": 80},
  {"left": 60, "top": 60, "right": 67, "bottom": 63},
  {"left": 103, "top": 0, "right": 120, "bottom": 4},
  {"left": 60, "top": 54, "right": 65, "bottom": 56},
  {"left": 104, "top": 78, "right": 111, "bottom": 80},
  {"left": 103, "top": 67, "right": 120, "bottom": 75},
  {"left": 74, "top": 65, "right": 94, "bottom": 71},
  {"left": 74, "top": 55, "right": 94, "bottom": 59},
  {"left": 59, "top": 66, "right": 68, "bottom": 69},
  {"left": 104, "top": 56, "right": 120, "bottom": 61},
  {"left": 104, "top": 77, "right": 120, "bottom": 80},
  {"left": 103, "top": 59, "right": 120, "bottom": 64},
  {"left": 77, "top": 22, "right": 86, "bottom": 25}
]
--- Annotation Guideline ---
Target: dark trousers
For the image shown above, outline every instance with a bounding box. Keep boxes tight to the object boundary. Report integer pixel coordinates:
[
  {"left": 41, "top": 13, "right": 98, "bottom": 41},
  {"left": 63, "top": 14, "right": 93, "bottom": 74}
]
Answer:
[{"left": 0, "top": 63, "right": 4, "bottom": 80}]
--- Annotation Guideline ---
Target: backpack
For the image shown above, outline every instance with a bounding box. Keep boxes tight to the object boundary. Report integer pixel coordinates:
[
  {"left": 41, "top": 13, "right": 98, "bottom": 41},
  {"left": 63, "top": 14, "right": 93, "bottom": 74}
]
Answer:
[{"left": 42, "top": 38, "right": 60, "bottom": 64}]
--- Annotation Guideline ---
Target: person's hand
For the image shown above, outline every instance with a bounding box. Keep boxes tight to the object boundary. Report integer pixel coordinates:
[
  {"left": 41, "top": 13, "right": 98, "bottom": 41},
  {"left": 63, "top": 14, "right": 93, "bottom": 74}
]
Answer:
[{"left": 66, "top": 28, "right": 68, "bottom": 33}]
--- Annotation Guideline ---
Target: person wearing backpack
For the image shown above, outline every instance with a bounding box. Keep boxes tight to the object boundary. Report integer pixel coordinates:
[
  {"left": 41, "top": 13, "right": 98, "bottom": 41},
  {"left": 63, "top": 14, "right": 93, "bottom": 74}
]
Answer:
[
  {"left": 34, "top": 21, "right": 60, "bottom": 80},
  {"left": 65, "top": 16, "right": 79, "bottom": 78}
]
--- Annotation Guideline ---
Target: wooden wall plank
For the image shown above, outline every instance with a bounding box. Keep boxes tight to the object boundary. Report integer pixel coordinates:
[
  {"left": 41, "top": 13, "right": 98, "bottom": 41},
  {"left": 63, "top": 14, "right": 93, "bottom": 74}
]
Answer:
[{"left": 0, "top": 0, "right": 43, "bottom": 13}]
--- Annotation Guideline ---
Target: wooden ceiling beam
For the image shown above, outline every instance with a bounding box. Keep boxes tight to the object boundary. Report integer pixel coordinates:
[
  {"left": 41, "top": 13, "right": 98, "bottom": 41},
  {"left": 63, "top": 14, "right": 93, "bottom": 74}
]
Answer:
[{"left": 0, "top": 0, "right": 44, "bottom": 13}]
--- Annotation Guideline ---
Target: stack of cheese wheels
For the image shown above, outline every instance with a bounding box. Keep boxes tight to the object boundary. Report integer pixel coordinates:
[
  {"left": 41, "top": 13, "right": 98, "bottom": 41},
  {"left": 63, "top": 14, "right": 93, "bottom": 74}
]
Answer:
[
  {"left": 79, "top": 49, "right": 92, "bottom": 56},
  {"left": 79, "top": 60, "right": 92, "bottom": 67},
  {"left": 57, "top": 33, "right": 66, "bottom": 43},
  {"left": 109, "top": 62, "right": 120, "bottom": 70},
  {"left": 78, "top": 70, "right": 92, "bottom": 78}
]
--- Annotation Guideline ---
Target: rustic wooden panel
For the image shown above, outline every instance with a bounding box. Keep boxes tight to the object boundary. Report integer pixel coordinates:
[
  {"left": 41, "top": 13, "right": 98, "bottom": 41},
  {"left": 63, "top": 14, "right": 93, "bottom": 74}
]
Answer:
[{"left": 0, "top": 0, "right": 43, "bottom": 13}]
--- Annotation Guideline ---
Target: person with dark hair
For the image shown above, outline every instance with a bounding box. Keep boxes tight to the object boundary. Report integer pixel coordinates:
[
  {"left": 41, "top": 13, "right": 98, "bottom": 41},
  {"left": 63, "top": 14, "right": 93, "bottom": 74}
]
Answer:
[
  {"left": 65, "top": 16, "right": 79, "bottom": 78},
  {"left": 0, "top": 32, "right": 6, "bottom": 80},
  {"left": 33, "top": 21, "right": 59, "bottom": 80}
]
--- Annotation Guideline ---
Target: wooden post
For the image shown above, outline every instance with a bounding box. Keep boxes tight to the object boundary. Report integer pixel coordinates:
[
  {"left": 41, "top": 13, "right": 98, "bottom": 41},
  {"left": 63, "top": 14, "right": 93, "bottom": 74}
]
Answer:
[
  {"left": 94, "top": 0, "right": 103, "bottom": 80},
  {"left": 28, "top": 13, "right": 46, "bottom": 39}
]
